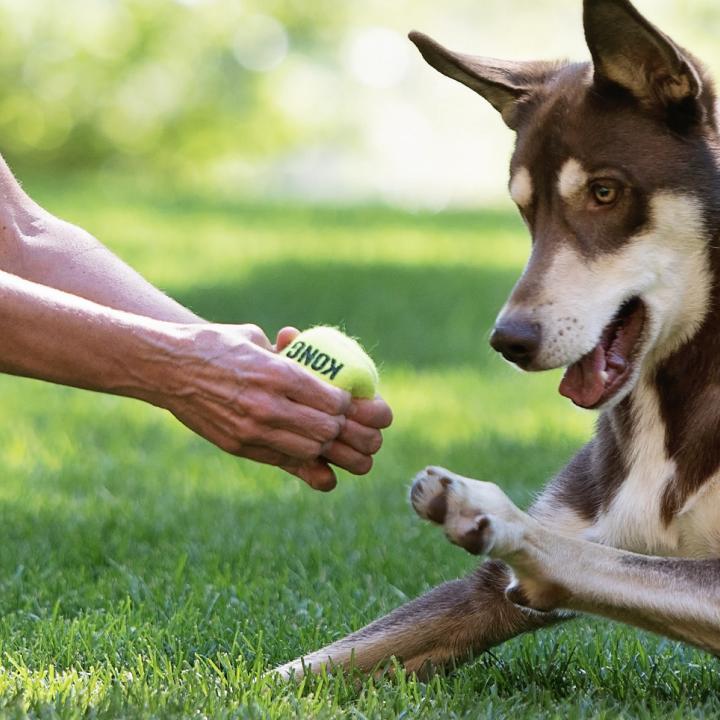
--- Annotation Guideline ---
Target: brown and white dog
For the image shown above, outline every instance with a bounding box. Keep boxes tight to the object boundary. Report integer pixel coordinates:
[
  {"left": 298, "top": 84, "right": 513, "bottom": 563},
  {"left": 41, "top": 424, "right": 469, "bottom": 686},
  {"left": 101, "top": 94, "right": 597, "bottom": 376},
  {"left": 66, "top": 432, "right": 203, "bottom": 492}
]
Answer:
[{"left": 277, "top": 0, "right": 720, "bottom": 678}]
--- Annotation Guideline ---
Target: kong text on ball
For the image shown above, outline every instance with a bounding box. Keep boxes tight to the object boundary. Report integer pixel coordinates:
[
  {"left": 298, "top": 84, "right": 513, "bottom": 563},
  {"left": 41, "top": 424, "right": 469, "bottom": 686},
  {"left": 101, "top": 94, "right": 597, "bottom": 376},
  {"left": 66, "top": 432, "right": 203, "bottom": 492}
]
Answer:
[{"left": 281, "top": 326, "right": 379, "bottom": 399}]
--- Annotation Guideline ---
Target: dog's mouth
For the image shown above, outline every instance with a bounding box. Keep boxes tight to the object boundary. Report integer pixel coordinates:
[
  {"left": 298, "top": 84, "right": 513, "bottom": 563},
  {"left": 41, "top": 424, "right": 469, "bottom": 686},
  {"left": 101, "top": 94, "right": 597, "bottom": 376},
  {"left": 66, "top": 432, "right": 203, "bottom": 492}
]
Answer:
[{"left": 559, "top": 297, "right": 646, "bottom": 410}]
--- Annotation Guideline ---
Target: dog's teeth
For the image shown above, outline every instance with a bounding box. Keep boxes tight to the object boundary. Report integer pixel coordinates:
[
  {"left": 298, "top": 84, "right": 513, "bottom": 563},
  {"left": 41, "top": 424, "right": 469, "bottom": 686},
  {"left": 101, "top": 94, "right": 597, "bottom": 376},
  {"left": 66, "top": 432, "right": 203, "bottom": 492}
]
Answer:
[{"left": 600, "top": 370, "right": 609, "bottom": 384}]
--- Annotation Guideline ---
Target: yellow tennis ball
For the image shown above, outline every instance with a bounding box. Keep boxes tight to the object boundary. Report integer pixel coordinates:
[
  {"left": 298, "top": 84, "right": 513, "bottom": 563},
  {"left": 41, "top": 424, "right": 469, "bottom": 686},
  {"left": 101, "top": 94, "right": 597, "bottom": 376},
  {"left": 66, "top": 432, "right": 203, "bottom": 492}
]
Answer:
[{"left": 281, "top": 326, "right": 379, "bottom": 399}]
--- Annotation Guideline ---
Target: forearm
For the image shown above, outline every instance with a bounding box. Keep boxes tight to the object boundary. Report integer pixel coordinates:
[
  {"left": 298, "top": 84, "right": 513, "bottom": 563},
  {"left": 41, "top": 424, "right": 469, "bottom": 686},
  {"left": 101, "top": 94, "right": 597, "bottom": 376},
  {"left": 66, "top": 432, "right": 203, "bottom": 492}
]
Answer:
[
  {"left": 0, "top": 158, "right": 202, "bottom": 324},
  {"left": 0, "top": 268, "right": 181, "bottom": 402}
]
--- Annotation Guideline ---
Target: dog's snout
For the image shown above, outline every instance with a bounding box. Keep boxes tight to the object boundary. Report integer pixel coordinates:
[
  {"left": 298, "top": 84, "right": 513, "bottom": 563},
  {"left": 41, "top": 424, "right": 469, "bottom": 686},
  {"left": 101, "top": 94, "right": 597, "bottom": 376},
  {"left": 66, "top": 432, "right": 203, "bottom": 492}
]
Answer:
[{"left": 490, "top": 318, "right": 541, "bottom": 367}]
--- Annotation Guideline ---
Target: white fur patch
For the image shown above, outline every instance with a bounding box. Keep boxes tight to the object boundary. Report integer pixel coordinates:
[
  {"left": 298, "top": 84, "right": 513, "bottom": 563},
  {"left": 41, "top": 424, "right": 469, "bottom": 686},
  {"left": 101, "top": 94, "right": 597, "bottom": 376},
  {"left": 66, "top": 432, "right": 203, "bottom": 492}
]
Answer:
[
  {"left": 558, "top": 158, "right": 590, "bottom": 200},
  {"left": 509, "top": 167, "right": 533, "bottom": 208},
  {"left": 531, "top": 496, "right": 591, "bottom": 539},
  {"left": 557, "top": 158, "right": 588, "bottom": 200},
  {"left": 584, "top": 377, "right": 678, "bottom": 554},
  {"left": 673, "top": 469, "right": 720, "bottom": 558},
  {"left": 498, "top": 192, "right": 712, "bottom": 383}
]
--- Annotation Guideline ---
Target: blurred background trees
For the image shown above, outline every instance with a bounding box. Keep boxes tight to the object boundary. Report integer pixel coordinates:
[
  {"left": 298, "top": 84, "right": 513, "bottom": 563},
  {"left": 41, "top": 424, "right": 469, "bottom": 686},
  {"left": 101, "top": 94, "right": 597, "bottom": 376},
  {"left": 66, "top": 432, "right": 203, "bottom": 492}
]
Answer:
[{"left": 0, "top": 0, "right": 717, "bottom": 208}]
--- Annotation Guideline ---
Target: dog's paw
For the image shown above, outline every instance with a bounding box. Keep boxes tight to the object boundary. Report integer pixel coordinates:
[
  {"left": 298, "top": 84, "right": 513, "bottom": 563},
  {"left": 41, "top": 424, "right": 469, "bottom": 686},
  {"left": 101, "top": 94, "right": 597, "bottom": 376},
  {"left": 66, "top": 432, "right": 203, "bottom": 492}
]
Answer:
[{"left": 410, "top": 466, "right": 526, "bottom": 557}]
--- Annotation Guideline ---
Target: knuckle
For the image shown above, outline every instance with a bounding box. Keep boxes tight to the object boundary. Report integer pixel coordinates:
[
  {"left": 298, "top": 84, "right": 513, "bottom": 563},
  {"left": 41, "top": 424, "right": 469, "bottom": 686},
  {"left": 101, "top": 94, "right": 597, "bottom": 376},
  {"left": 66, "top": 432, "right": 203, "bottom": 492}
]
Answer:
[
  {"left": 302, "top": 441, "right": 323, "bottom": 461},
  {"left": 244, "top": 323, "right": 266, "bottom": 343},
  {"left": 251, "top": 400, "right": 274, "bottom": 425},
  {"left": 241, "top": 421, "right": 263, "bottom": 445},
  {"left": 319, "top": 417, "right": 343, "bottom": 442},
  {"left": 335, "top": 393, "right": 352, "bottom": 415},
  {"left": 323, "top": 388, "right": 348, "bottom": 414}
]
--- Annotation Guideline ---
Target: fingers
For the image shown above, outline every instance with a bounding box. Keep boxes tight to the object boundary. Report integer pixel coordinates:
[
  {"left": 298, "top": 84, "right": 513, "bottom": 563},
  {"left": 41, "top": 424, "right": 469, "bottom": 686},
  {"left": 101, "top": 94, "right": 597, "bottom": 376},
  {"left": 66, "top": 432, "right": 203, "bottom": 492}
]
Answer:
[
  {"left": 243, "top": 447, "right": 338, "bottom": 492},
  {"left": 241, "top": 415, "right": 380, "bottom": 481},
  {"left": 282, "top": 361, "right": 352, "bottom": 416},
  {"left": 349, "top": 396, "right": 393, "bottom": 429},
  {"left": 261, "top": 427, "right": 332, "bottom": 462},
  {"left": 239, "top": 413, "right": 381, "bottom": 483},
  {"left": 284, "top": 458, "right": 338, "bottom": 492},
  {"left": 173, "top": 393, "right": 336, "bottom": 464},
  {"left": 270, "top": 397, "right": 346, "bottom": 444},
  {"left": 319, "top": 401, "right": 390, "bottom": 477},
  {"left": 322, "top": 440, "right": 374, "bottom": 476},
  {"left": 275, "top": 326, "right": 300, "bottom": 352},
  {"left": 241, "top": 445, "right": 292, "bottom": 468},
  {"left": 272, "top": 376, "right": 389, "bottom": 469},
  {"left": 337, "top": 418, "right": 382, "bottom": 455}
]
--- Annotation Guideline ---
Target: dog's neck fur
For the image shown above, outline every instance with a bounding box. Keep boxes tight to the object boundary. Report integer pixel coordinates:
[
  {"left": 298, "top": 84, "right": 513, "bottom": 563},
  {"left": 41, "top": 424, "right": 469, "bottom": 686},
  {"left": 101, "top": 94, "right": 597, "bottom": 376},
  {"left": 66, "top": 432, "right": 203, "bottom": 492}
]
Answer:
[
  {"left": 573, "top": 212, "right": 720, "bottom": 554},
  {"left": 536, "top": 121, "right": 720, "bottom": 556},
  {"left": 646, "top": 236, "right": 720, "bottom": 502}
]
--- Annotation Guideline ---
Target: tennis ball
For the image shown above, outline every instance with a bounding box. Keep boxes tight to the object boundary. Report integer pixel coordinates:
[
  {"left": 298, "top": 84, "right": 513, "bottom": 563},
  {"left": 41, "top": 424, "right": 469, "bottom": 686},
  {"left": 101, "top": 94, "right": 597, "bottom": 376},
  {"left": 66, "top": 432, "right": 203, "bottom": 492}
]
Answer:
[{"left": 281, "top": 326, "right": 379, "bottom": 399}]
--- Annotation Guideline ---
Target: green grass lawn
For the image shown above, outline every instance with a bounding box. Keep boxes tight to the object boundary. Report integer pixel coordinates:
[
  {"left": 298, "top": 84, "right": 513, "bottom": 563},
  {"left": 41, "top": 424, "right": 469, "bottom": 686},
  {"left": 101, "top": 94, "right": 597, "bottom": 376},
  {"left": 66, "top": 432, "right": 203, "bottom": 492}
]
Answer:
[{"left": 0, "top": 176, "right": 717, "bottom": 718}]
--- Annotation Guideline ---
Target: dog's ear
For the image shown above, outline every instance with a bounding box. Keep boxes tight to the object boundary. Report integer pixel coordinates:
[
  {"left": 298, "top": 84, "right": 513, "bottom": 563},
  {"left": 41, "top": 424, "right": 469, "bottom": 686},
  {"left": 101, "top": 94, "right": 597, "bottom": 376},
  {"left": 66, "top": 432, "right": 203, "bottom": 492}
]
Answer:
[
  {"left": 409, "top": 31, "right": 557, "bottom": 129},
  {"left": 584, "top": 0, "right": 702, "bottom": 110}
]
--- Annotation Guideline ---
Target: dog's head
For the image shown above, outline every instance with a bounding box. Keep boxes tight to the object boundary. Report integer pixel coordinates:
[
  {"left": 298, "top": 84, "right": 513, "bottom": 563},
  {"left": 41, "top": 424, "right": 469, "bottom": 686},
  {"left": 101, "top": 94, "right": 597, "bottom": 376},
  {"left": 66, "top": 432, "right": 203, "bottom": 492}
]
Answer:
[{"left": 412, "top": 0, "right": 720, "bottom": 409}]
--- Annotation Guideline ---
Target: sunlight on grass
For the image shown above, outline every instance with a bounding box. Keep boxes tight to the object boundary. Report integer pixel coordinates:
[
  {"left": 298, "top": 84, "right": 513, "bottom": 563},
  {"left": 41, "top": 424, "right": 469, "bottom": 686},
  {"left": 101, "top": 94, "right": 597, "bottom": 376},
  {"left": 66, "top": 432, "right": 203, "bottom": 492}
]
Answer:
[
  {"left": 32, "top": 177, "right": 531, "bottom": 289},
  {"left": 383, "top": 366, "right": 592, "bottom": 451}
]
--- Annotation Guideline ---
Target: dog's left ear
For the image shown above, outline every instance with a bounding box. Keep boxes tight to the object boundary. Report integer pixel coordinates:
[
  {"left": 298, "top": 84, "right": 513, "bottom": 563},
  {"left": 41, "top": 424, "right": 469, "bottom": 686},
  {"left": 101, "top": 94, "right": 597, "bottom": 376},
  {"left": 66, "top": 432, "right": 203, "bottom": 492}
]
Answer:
[
  {"left": 409, "top": 31, "right": 560, "bottom": 129},
  {"left": 584, "top": 0, "right": 703, "bottom": 111}
]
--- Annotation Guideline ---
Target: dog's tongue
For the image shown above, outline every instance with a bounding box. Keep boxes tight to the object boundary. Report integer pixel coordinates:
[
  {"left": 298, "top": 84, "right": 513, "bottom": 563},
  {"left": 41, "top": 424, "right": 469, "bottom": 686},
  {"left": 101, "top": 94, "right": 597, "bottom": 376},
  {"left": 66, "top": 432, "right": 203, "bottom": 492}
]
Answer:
[{"left": 559, "top": 345, "right": 607, "bottom": 409}]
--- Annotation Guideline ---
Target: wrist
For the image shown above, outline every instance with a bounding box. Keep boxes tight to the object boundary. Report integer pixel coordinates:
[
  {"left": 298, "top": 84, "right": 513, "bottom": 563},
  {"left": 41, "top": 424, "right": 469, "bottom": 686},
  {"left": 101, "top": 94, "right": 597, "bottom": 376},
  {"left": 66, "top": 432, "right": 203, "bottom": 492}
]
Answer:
[{"left": 120, "top": 320, "right": 202, "bottom": 408}]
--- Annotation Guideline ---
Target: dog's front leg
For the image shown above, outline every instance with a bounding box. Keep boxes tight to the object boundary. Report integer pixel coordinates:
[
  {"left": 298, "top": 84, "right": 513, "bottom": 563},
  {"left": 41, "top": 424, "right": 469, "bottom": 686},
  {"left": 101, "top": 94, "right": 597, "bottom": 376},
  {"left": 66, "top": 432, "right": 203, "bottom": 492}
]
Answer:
[{"left": 413, "top": 467, "right": 720, "bottom": 655}]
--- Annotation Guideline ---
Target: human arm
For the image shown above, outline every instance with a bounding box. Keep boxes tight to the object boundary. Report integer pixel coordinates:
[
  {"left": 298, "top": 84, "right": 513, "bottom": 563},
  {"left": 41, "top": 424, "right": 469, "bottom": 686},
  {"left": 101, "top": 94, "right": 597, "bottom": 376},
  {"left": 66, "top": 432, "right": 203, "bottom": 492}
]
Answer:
[
  {"left": 0, "top": 268, "right": 391, "bottom": 490},
  {"left": 0, "top": 160, "right": 392, "bottom": 489},
  {"left": 0, "top": 157, "right": 202, "bottom": 324}
]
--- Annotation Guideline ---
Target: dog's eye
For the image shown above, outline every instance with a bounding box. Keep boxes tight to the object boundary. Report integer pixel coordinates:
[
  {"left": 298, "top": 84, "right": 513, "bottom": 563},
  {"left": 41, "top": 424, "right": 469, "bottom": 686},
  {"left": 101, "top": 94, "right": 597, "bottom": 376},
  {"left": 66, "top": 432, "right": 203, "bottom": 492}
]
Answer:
[{"left": 590, "top": 182, "right": 618, "bottom": 206}]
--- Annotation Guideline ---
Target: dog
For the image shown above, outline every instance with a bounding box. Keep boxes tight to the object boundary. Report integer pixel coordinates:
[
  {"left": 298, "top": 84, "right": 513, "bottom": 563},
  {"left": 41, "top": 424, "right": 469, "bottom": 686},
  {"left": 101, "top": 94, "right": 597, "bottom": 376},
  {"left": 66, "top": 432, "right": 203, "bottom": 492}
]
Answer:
[{"left": 276, "top": 0, "right": 720, "bottom": 678}]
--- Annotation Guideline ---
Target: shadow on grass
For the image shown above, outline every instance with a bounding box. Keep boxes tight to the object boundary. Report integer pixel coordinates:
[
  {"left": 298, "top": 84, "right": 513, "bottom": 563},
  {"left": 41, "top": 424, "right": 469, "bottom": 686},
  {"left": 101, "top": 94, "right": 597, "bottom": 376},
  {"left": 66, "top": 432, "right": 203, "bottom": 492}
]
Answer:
[
  {"left": 170, "top": 260, "right": 522, "bottom": 370},
  {"left": 0, "top": 417, "right": 577, "bottom": 624}
]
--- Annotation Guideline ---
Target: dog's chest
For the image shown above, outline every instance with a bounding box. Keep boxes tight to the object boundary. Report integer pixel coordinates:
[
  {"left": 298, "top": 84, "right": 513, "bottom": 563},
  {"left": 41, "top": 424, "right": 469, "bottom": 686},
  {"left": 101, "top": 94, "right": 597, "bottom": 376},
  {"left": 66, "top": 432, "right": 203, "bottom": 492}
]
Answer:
[
  {"left": 585, "top": 472, "right": 720, "bottom": 558},
  {"left": 582, "top": 383, "right": 720, "bottom": 558},
  {"left": 674, "top": 480, "right": 720, "bottom": 557}
]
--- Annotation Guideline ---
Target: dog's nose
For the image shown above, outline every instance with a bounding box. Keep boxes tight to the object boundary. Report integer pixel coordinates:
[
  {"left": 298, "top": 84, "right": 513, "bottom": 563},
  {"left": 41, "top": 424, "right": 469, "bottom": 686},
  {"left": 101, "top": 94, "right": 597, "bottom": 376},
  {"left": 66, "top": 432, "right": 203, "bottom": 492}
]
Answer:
[{"left": 490, "top": 318, "right": 541, "bottom": 367}]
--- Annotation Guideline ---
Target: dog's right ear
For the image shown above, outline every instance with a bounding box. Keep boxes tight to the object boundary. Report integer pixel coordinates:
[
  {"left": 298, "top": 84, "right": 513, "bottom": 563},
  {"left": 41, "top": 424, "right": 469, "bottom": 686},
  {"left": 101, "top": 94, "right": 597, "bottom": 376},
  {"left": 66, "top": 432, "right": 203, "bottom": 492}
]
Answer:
[
  {"left": 409, "top": 31, "right": 555, "bottom": 129},
  {"left": 584, "top": 0, "right": 703, "bottom": 110}
]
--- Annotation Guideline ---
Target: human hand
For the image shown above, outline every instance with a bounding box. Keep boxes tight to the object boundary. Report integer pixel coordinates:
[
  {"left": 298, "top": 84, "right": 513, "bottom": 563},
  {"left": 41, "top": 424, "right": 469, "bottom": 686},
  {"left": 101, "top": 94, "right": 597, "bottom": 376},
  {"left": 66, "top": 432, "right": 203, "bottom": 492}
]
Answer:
[
  {"left": 156, "top": 323, "right": 390, "bottom": 491},
  {"left": 275, "top": 326, "right": 393, "bottom": 487}
]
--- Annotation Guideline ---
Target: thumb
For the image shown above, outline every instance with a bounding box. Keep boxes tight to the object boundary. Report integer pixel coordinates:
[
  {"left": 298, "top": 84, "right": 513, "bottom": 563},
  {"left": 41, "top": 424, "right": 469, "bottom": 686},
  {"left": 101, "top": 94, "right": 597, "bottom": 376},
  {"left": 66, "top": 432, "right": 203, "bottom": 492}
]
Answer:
[{"left": 275, "top": 326, "right": 301, "bottom": 352}]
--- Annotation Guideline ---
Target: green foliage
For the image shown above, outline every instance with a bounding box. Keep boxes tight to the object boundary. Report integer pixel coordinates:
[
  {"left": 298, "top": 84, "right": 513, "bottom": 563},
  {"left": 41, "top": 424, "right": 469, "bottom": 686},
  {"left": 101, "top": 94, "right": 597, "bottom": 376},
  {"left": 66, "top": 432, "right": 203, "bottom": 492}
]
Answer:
[
  {"left": 4, "top": 0, "right": 720, "bottom": 206},
  {"left": 0, "top": 0, "right": 349, "bottom": 174},
  {"left": 0, "top": 177, "right": 717, "bottom": 717}
]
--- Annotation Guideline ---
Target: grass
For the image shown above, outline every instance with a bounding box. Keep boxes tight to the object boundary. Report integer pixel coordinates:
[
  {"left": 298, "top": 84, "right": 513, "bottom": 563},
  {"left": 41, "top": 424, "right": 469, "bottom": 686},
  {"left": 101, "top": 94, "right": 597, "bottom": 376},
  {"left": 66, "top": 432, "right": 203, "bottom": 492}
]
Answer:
[{"left": 0, "top": 174, "right": 716, "bottom": 718}]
